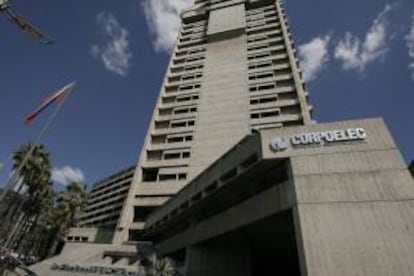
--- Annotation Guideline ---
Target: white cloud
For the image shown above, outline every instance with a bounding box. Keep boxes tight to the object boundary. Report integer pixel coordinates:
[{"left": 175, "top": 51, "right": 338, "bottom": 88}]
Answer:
[
  {"left": 142, "top": 0, "right": 194, "bottom": 53},
  {"left": 334, "top": 4, "right": 394, "bottom": 71},
  {"left": 298, "top": 35, "right": 331, "bottom": 82},
  {"left": 406, "top": 12, "right": 414, "bottom": 79},
  {"left": 91, "top": 12, "right": 132, "bottom": 76},
  {"left": 52, "top": 166, "right": 85, "bottom": 186}
]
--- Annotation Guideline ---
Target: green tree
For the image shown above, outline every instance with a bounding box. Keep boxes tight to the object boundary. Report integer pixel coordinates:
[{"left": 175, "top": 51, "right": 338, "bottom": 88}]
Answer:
[
  {"left": 63, "top": 182, "right": 87, "bottom": 227},
  {"left": 11, "top": 142, "right": 51, "bottom": 195},
  {"left": 46, "top": 182, "right": 87, "bottom": 257},
  {"left": 1, "top": 142, "right": 52, "bottom": 250},
  {"left": 151, "top": 257, "right": 177, "bottom": 276},
  {"left": 141, "top": 251, "right": 178, "bottom": 276}
]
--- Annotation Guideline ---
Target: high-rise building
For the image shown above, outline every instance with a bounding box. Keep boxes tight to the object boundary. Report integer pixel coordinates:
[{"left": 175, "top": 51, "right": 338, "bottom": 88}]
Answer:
[
  {"left": 32, "top": 1, "right": 414, "bottom": 275},
  {"left": 114, "top": 0, "right": 312, "bottom": 244}
]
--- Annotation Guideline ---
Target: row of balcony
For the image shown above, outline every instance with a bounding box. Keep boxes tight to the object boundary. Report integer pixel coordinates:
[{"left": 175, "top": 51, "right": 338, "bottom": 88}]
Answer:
[
  {"left": 246, "top": 5, "right": 276, "bottom": 16},
  {"left": 88, "top": 178, "right": 131, "bottom": 202},
  {"left": 90, "top": 168, "right": 134, "bottom": 193},
  {"left": 79, "top": 208, "right": 122, "bottom": 226},
  {"left": 86, "top": 185, "right": 130, "bottom": 207},
  {"left": 81, "top": 195, "right": 126, "bottom": 219}
]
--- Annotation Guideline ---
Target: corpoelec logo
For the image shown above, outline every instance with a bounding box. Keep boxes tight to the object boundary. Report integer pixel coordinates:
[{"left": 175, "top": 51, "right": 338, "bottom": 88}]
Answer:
[
  {"left": 270, "top": 137, "right": 289, "bottom": 151},
  {"left": 270, "top": 128, "right": 367, "bottom": 152}
]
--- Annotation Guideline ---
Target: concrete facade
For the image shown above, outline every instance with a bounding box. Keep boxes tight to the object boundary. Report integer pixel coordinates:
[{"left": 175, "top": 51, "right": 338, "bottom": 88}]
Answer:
[
  {"left": 115, "top": 0, "right": 311, "bottom": 245},
  {"left": 143, "top": 118, "right": 414, "bottom": 275}
]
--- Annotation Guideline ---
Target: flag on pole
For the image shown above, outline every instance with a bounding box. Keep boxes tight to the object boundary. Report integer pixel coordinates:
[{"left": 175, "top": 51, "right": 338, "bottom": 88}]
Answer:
[{"left": 24, "top": 82, "right": 75, "bottom": 124}]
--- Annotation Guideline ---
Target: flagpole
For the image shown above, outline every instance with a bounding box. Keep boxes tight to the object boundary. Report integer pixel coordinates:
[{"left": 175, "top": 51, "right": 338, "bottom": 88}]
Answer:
[{"left": 0, "top": 82, "right": 76, "bottom": 205}]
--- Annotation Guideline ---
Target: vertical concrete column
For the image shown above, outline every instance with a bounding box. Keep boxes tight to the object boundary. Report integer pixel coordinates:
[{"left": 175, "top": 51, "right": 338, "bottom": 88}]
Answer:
[
  {"left": 189, "top": 4, "right": 250, "bottom": 179},
  {"left": 184, "top": 234, "right": 251, "bottom": 276}
]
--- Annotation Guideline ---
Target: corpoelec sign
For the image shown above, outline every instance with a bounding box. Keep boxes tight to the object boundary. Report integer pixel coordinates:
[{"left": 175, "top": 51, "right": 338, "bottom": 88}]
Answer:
[{"left": 270, "top": 128, "right": 367, "bottom": 152}]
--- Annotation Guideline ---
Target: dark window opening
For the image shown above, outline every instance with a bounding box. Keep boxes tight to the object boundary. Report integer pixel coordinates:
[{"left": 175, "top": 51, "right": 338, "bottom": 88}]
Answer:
[
  {"left": 191, "top": 192, "right": 202, "bottom": 203},
  {"left": 159, "top": 174, "right": 177, "bottom": 181},
  {"left": 177, "top": 96, "right": 191, "bottom": 102},
  {"left": 250, "top": 97, "right": 277, "bottom": 105},
  {"left": 142, "top": 168, "right": 158, "bottom": 182},
  {"left": 128, "top": 230, "right": 142, "bottom": 242},
  {"left": 164, "top": 153, "right": 181, "bottom": 160},
  {"left": 174, "top": 109, "right": 189, "bottom": 114},
  {"left": 171, "top": 122, "right": 186, "bottom": 128},
  {"left": 220, "top": 168, "right": 238, "bottom": 183},
  {"left": 180, "top": 201, "right": 190, "bottom": 211},
  {"left": 205, "top": 181, "right": 218, "bottom": 194},
  {"left": 167, "top": 137, "right": 184, "bottom": 143},
  {"left": 134, "top": 206, "right": 155, "bottom": 222},
  {"left": 251, "top": 111, "right": 279, "bottom": 119},
  {"left": 262, "top": 111, "right": 279, "bottom": 117}
]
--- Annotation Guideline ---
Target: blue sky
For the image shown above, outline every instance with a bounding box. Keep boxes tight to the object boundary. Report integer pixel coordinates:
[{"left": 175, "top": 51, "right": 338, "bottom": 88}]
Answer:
[{"left": 0, "top": 0, "right": 413, "bottom": 189}]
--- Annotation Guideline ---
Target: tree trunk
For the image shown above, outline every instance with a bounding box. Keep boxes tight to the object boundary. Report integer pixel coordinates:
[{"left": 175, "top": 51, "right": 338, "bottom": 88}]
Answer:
[{"left": 47, "top": 226, "right": 63, "bottom": 258}]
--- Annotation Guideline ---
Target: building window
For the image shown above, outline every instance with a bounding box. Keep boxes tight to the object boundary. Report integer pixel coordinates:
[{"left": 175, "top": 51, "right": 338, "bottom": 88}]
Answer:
[
  {"left": 128, "top": 230, "right": 142, "bottom": 242},
  {"left": 250, "top": 96, "right": 277, "bottom": 105},
  {"left": 164, "top": 153, "right": 181, "bottom": 160},
  {"left": 171, "top": 122, "right": 187, "bottom": 128},
  {"left": 178, "top": 173, "right": 187, "bottom": 180},
  {"left": 142, "top": 168, "right": 158, "bottom": 182},
  {"left": 133, "top": 206, "right": 155, "bottom": 222},
  {"left": 250, "top": 110, "right": 280, "bottom": 119},
  {"left": 167, "top": 136, "right": 184, "bottom": 143},
  {"left": 159, "top": 174, "right": 177, "bottom": 181}
]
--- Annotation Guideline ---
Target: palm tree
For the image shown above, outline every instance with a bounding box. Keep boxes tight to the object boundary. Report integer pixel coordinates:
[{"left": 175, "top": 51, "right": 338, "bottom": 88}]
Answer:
[
  {"left": 1, "top": 142, "right": 52, "bottom": 251},
  {"left": 151, "top": 257, "right": 177, "bottom": 276},
  {"left": 46, "top": 182, "right": 87, "bottom": 257},
  {"left": 11, "top": 142, "right": 51, "bottom": 197},
  {"left": 63, "top": 182, "right": 87, "bottom": 227},
  {"left": 140, "top": 249, "right": 178, "bottom": 276}
]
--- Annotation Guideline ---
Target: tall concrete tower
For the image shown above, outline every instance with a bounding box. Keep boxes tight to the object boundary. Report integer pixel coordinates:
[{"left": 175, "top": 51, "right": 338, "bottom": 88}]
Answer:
[
  {"left": 114, "top": 0, "right": 313, "bottom": 244},
  {"left": 31, "top": 1, "right": 414, "bottom": 275}
]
